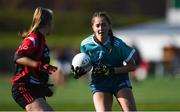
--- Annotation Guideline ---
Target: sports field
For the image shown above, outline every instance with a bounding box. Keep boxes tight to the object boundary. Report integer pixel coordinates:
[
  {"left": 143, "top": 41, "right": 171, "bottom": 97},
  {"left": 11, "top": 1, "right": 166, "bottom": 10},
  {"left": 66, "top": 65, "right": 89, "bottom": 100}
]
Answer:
[{"left": 0, "top": 75, "right": 180, "bottom": 111}]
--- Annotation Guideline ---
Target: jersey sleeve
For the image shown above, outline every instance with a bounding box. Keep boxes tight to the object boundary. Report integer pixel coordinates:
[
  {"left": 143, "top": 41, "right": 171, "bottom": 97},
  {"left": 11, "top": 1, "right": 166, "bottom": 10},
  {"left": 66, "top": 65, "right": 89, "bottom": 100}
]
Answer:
[
  {"left": 14, "top": 37, "right": 37, "bottom": 61},
  {"left": 80, "top": 41, "right": 86, "bottom": 53},
  {"left": 80, "top": 45, "right": 86, "bottom": 53},
  {"left": 80, "top": 36, "right": 92, "bottom": 54},
  {"left": 119, "top": 40, "right": 136, "bottom": 63}
]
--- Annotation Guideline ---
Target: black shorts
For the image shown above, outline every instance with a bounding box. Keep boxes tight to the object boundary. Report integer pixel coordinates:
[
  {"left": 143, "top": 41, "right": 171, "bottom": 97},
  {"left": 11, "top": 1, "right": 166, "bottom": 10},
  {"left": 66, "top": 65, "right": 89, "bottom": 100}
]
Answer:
[{"left": 11, "top": 82, "right": 53, "bottom": 109}]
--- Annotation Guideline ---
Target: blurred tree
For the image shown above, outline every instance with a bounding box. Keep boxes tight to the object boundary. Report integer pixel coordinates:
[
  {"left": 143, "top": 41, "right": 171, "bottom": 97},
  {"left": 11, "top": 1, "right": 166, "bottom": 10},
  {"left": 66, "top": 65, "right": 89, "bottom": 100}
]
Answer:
[
  {"left": 138, "top": 0, "right": 166, "bottom": 17},
  {"left": 0, "top": 0, "right": 166, "bottom": 17},
  {"left": 0, "top": 0, "right": 166, "bottom": 34},
  {"left": 0, "top": 0, "right": 23, "bottom": 11},
  {"left": 20, "top": 0, "right": 54, "bottom": 9}
]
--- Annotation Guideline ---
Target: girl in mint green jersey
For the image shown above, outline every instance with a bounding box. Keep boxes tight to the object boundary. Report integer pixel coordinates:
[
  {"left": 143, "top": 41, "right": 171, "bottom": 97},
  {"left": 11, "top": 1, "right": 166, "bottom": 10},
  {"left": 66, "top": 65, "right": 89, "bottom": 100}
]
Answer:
[{"left": 72, "top": 12, "right": 137, "bottom": 111}]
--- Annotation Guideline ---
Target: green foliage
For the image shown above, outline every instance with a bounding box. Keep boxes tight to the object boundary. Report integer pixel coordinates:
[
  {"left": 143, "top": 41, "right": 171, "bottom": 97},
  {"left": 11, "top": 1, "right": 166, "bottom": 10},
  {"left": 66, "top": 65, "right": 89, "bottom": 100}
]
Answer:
[
  {"left": 0, "top": 9, "right": 153, "bottom": 35},
  {"left": 0, "top": 33, "right": 86, "bottom": 48},
  {"left": 112, "top": 14, "right": 153, "bottom": 27},
  {"left": 0, "top": 9, "right": 32, "bottom": 32},
  {"left": 1, "top": 75, "right": 180, "bottom": 111}
]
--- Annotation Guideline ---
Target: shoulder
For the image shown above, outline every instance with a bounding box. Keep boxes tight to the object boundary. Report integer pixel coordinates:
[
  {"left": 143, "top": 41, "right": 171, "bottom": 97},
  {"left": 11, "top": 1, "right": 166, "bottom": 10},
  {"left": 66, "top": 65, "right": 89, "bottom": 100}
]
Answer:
[
  {"left": 113, "top": 36, "right": 125, "bottom": 47},
  {"left": 81, "top": 35, "right": 93, "bottom": 47},
  {"left": 23, "top": 33, "right": 39, "bottom": 47}
]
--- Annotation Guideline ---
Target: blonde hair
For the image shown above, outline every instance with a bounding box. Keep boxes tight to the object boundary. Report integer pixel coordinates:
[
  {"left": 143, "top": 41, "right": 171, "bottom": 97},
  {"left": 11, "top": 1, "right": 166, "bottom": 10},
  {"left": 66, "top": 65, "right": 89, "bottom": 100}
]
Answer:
[{"left": 19, "top": 7, "right": 53, "bottom": 39}]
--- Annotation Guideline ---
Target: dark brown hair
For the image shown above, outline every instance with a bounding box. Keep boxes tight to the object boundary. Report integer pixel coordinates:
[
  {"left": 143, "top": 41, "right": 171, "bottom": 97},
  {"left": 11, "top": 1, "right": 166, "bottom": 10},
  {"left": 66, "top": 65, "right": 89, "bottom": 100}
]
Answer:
[{"left": 91, "top": 11, "right": 114, "bottom": 46}]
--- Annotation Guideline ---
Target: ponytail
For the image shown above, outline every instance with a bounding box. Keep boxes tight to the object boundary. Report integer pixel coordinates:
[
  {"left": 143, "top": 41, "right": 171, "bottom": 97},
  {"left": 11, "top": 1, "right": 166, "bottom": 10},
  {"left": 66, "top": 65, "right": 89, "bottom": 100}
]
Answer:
[
  {"left": 108, "top": 29, "right": 114, "bottom": 47},
  {"left": 18, "top": 7, "right": 53, "bottom": 39}
]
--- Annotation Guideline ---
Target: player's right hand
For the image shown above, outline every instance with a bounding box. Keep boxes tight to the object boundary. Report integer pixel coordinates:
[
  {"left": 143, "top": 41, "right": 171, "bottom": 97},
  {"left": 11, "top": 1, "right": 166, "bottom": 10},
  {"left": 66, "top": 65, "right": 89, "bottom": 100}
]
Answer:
[
  {"left": 38, "top": 63, "right": 58, "bottom": 74},
  {"left": 92, "top": 64, "right": 114, "bottom": 76},
  {"left": 71, "top": 65, "right": 86, "bottom": 79}
]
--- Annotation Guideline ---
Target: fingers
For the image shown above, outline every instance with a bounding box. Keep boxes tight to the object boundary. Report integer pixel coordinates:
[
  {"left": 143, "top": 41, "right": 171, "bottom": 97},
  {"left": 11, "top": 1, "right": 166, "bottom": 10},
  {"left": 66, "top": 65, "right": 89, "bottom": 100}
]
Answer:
[
  {"left": 75, "top": 66, "right": 80, "bottom": 73},
  {"left": 47, "top": 65, "right": 58, "bottom": 73},
  {"left": 92, "top": 64, "right": 111, "bottom": 76},
  {"left": 71, "top": 65, "right": 78, "bottom": 78},
  {"left": 71, "top": 66, "right": 86, "bottom": 79},
  {"left": 42, "top": 64, "right": 58, "bottom": 74},
  {"left": 71, "top": 65, "right": 75, "bottom": 71},
  {"left": 75, "top": 66, "right": 82, "bottom": 74}
]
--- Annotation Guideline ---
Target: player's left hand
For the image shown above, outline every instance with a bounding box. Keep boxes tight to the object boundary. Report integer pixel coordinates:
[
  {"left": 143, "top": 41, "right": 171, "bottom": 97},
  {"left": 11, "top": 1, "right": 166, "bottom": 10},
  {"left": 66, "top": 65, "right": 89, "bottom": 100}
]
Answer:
[
  {"left": 92, "top": 64, "right": 114, "bottom": 76},
  {"left": 71, "top": 65, "right": 86, "bottom": 79}
]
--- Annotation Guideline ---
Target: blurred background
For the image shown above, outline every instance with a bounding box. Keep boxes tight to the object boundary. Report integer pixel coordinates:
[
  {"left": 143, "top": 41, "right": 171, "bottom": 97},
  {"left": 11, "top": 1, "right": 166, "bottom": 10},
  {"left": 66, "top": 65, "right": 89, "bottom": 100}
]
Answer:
[{"left": 0, "top": 0, "right": 180, "bottom": 111}]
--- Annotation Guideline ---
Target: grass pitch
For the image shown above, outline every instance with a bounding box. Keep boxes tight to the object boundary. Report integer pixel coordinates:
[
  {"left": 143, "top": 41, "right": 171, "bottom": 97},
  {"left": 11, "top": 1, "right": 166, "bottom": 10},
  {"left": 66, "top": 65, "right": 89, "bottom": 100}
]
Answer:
[{"left": 0, "top": 74, "right": 180, "bottom": 111}]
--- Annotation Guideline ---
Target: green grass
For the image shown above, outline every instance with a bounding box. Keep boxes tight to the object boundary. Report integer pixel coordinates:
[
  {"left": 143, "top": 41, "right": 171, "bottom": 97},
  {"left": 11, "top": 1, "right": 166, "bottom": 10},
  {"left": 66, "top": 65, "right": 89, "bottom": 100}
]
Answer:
[
  {"left": 1, "top": 75, "right": 180, "bottom": 111},
  {"left": 133, "top": 77, "right": 180, "bottom": 111}
]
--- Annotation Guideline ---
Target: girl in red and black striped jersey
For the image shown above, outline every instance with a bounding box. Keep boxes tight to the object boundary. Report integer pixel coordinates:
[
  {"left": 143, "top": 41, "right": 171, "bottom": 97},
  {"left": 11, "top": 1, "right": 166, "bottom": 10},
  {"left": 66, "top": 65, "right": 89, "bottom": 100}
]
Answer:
[{"left": 11, "top": 7, "right": 57, "bottom": 111}]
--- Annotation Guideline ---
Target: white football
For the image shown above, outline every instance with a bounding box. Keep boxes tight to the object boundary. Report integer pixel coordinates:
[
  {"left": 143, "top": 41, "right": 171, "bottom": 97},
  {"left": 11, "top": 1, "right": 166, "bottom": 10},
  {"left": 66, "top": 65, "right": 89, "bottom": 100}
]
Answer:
[{"left": 72, "top": 53, "right": 92, "bottom": 73}]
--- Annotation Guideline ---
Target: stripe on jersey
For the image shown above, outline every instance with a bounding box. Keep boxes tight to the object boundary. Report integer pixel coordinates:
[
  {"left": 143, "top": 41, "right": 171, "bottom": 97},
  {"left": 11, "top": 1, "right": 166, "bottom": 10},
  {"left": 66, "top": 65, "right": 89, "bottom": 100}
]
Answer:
[
  {"left": 19, "top": 83, "right": 34, "bottom": 103},
  {"left": 27, "top": 37, "right": 36, "bottom": 47},
  {"left": 125, "top": 49, "right": 136, "bottom": 62}
]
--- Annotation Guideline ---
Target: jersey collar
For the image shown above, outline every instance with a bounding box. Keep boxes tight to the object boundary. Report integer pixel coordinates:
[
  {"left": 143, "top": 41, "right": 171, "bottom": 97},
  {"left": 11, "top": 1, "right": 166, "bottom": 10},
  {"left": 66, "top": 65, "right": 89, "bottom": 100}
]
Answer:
[{"left": 92, "top": 34, "right": 110, "bottom": 46}]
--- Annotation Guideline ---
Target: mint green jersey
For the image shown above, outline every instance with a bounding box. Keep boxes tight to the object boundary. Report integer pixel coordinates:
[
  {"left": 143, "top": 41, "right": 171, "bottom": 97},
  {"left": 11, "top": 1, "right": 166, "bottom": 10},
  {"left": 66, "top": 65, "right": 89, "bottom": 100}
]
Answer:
[{"left": 80, "top": 35, "right": 135, "bottom": 67}]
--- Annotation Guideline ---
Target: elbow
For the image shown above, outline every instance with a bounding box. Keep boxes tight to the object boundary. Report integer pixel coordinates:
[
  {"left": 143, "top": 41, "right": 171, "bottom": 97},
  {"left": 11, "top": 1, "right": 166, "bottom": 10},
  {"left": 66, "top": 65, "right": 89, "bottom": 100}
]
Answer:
[
  {"left": 130, "top": 65, "right": 137, "bottom": 71},
  {"left": 132, "top": 66, "right": 137, "bottom": 71},
  {"left": 131, "top": 59, "right": 137, "bottom": 71}
]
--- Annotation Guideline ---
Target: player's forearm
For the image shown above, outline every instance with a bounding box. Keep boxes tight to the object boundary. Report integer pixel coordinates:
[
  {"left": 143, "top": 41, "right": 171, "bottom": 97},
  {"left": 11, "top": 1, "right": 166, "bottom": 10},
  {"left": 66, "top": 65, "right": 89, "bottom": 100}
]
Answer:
[
  {"left": 114, "top": 65, "right": 136, "bottom": 74},
  {"left": 16, "top": 57, "right": 40, "bottom": 68},
  {"left": 114, "top": 59, "right": 136, "bottom": 74}
]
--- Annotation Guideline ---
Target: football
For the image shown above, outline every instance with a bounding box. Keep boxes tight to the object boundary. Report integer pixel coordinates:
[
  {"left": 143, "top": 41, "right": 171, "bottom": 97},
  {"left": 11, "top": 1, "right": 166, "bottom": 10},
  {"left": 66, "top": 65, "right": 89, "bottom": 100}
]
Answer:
[{"left": 72, "top": 53, "right": 92, "bottom": 73}]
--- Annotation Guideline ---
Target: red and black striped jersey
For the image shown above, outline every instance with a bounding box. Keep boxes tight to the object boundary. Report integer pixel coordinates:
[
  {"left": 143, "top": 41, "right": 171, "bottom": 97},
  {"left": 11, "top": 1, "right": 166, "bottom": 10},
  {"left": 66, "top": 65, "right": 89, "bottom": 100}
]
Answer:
[{"left": 11, "top": 31, "right": 50, "bottom": 84}]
